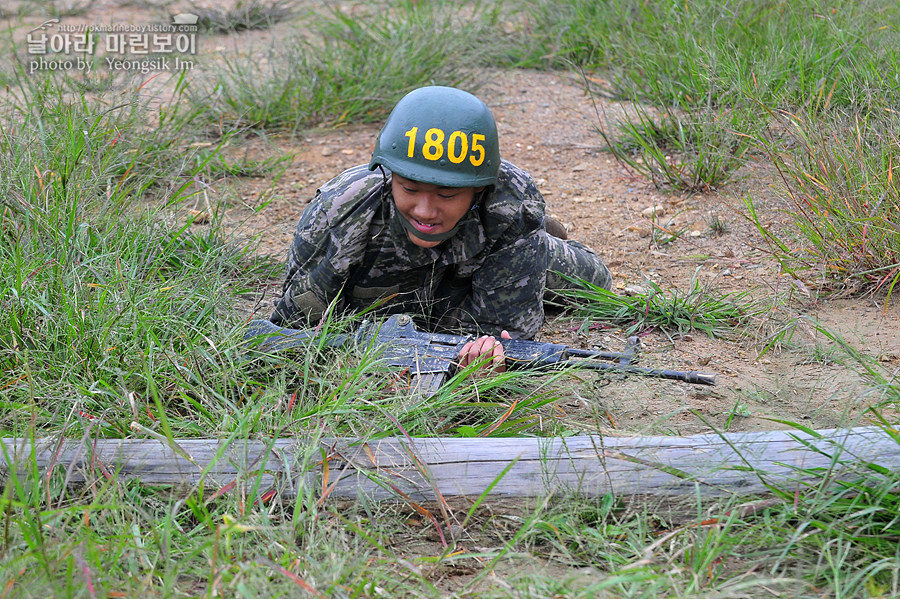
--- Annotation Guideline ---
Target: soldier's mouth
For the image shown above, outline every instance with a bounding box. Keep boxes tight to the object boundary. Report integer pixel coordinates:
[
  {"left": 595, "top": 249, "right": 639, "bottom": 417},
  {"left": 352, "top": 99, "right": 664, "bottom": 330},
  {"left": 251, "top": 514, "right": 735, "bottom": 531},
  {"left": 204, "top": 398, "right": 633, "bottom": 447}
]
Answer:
[{"left": 409, "top": 217, "right": 440, "bottom": 232}]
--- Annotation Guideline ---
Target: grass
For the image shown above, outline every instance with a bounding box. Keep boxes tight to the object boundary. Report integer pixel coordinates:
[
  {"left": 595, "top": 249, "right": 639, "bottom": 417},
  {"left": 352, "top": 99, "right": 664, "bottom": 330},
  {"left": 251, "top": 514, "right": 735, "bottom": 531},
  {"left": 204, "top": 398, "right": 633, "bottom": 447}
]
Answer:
[
  {"left": 705, "top": 213, "right": 729, "bottom": 237},
  {"left": 0, "top": 64, "right": 283, "bottom": 439},
  {"left": 0, "top": 32, "right": 564, "bottom": 593},
  {"left": 0, "top": 451, "right": 419, "bottom": 597},
  {"left": 805, "top": 320, "right": 900, "bottom": 407},
  {"left": 558, "top": 0, "right": 899, "bottom": 295},
  {"left": 195, "top": 0, "right": 501, "bottom": 134},
  {"left": 511, "top": 0, "right": 900, "bottom": 282},
  {"left": 12, "top": 0, "right": 98, "bottom": 18},
  {"left": 191, "top": 0, "right": 300, "bottom": 34},
  {"left": 748, "top": 109, "right": 900, "bottom": 298},
  {"left": 597, "top": 100, "right": 753, "bottom": 193},
  {"left": 510, "top": 0, "right": 900, "bottom": 113},
  {"left": 557, "top": 271, "right": 761, "bottom": 339},
  {"left": 2, "top": 0, "right": 900, "bottom": 595},
  {"left": 11, "top": 421, "right": 900, "bottom": 596}
]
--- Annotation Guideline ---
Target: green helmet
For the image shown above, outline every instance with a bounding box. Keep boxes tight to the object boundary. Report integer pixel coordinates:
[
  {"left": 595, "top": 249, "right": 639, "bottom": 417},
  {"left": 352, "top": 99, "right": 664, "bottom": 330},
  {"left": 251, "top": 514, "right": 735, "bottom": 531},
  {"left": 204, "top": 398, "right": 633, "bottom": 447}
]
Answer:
[{"left": 369, "top": 86, "right": 500, "bottom": 188}]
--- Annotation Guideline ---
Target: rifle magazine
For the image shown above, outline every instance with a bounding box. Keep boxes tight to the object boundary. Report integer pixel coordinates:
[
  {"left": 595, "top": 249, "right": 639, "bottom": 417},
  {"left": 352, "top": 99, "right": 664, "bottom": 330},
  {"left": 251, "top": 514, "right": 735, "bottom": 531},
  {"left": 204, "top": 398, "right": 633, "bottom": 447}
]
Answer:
[{"left": 409, "top": 372, "right": 448, "bottom": 398}]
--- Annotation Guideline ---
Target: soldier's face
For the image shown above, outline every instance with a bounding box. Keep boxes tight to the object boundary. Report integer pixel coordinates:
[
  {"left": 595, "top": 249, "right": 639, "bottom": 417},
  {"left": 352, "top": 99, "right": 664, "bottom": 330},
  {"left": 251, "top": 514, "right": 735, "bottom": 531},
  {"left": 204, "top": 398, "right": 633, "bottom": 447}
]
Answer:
[{"left": 392, "top": 174, "right": 482, "bottom": 248}]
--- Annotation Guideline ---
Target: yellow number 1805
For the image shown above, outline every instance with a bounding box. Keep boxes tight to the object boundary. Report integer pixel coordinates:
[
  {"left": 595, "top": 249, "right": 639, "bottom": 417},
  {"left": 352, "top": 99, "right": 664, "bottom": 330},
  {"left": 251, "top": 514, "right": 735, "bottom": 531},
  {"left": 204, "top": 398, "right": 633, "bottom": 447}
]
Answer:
[{"left": 405, "top": 127, "right": 485, "bottom": 167}]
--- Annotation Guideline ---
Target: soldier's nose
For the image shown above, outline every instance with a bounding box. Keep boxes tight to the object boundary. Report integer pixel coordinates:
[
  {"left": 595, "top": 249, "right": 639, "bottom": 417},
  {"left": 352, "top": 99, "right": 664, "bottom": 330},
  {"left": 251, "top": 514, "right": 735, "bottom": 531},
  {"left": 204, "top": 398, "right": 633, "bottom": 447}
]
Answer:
[{"left": 413, "top": 196, "right": 440, "bottom": 220}]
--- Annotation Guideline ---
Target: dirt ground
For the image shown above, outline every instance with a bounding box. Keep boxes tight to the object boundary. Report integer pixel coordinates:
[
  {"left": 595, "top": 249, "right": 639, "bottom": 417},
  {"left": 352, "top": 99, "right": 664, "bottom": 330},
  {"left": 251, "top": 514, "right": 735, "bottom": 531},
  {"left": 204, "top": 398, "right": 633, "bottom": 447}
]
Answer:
[
  {"left": 226, "top": 66, "right": 900, "bottom": 437},
  {"left": 7, "top": 1, "right": 899, "bottom": 438}
]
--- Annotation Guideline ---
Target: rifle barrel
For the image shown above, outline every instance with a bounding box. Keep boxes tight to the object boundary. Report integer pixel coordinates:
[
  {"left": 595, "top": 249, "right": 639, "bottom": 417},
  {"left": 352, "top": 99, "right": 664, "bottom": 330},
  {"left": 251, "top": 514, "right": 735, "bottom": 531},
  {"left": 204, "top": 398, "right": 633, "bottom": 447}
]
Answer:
[
  {"left": 562, "top": 336, "right": 640, "bottom": 365},
  {"left": 564, "top": 348, "right": 630, "bottom": 361},
  {"left": 564, "top": 360, "right": 717, "bottom": 386}
]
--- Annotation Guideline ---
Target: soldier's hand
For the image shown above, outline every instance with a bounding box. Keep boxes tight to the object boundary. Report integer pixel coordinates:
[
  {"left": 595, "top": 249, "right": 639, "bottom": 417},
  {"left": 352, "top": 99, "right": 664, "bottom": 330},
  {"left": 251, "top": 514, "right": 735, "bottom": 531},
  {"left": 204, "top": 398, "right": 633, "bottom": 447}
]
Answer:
[{"left": 458, "top": 331, "right": 512, "bottom": 374}]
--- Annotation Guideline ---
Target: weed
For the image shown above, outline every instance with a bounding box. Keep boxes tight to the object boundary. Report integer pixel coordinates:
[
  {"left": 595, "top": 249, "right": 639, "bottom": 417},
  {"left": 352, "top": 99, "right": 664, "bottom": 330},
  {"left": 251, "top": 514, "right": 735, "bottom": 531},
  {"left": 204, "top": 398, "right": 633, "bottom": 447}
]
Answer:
[
  {"left": 598, "top": 101, "right": 752, "bottom": 193},
  {"left": 191, "top": 0, "right": 300, "bottom": 34},
  {"left": 558, "top": 269, "right": 761, "bottom": 339},
  {"left": 748, "top": 111, "right": 900, "bottom": 299},
  {"left": 198, "top": 0, "right": 499, "bottom": 133},
  {"left": 705, "top": 213, "right": 729, "bottom": 237},
  {"left": 512, "top": 0, "right": 900, "bottom": 113}
]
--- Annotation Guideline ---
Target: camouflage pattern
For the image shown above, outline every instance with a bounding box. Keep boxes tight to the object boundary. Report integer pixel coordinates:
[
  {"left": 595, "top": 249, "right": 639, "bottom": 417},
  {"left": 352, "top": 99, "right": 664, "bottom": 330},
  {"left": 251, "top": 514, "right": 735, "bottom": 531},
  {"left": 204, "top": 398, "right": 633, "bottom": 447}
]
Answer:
[
  {"left": 271, "top": 160, "right": 611, "bottom": 339},
  {"left": 546, "top": 237, "right": 613, "bottom": 294}
]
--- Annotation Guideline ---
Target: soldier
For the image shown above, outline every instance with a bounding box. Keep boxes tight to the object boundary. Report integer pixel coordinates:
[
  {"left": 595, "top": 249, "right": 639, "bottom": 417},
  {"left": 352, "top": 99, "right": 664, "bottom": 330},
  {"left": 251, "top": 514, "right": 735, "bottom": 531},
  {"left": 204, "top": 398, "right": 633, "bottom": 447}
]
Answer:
[{"left": 272, "top": 86, "right": 611, "bottom": 372}]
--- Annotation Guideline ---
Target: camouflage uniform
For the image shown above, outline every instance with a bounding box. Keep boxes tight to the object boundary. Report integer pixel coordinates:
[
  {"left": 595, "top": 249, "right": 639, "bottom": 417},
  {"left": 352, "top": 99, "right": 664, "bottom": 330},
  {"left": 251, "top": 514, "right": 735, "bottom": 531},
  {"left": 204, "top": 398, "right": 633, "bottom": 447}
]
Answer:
[{"left": 271, "top": 160, "right": 611, "bottom": 339}]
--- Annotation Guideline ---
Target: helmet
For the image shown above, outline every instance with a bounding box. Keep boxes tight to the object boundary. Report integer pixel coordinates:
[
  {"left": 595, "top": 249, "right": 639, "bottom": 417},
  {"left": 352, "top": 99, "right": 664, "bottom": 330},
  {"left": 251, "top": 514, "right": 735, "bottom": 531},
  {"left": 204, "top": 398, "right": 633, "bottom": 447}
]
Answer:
[{"left": 369, "top": 86, "right": 500, "bottom": 188}]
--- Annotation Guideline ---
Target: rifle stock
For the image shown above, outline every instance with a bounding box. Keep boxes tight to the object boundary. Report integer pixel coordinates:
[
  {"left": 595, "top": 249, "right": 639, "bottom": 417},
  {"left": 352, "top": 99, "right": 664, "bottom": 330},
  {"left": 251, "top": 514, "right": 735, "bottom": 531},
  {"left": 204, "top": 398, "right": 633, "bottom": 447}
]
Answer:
[{"left": 245, "top": 314, "right": 718, "bottom": 393}]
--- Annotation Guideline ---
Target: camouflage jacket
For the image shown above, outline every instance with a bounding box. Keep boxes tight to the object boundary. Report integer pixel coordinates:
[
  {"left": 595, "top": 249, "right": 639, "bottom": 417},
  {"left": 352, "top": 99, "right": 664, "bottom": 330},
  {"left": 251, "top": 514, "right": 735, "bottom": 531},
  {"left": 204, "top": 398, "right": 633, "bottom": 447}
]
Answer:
[{"left": 271, "top": 160, "right": 548, "bottom": 339}]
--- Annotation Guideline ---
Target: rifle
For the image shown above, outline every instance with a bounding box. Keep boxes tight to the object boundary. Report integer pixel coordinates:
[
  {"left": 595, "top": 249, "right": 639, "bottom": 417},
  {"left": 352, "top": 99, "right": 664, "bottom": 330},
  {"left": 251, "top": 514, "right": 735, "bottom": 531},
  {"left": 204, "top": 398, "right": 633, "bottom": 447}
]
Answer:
[{"left": 245, "top": 314, "right": 717, "bottom": 396}]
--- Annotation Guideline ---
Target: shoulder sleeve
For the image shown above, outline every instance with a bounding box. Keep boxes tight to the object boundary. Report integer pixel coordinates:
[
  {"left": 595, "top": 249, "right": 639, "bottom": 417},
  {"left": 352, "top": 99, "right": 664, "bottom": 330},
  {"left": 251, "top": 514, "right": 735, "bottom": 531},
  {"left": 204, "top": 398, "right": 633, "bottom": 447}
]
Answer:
[
  {"left": 458, "top": 162, "right": 548, "bottom": 339},
  {"left": 271, "top": 166, "right": 384, "bottom": 326}
]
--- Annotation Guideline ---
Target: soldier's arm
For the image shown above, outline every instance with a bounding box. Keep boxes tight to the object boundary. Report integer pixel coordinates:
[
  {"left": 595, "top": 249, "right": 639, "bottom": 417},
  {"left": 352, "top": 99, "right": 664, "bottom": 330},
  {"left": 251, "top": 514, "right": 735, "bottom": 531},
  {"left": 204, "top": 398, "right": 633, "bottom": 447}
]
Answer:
[
  {"left": 455, "top": 166, "right": 548, "bottom": 340},
  {"left": 271, "top": 167, "right": 385, "bottom": 327},
  {"left": 270, "top": 198, "right": 343, "bottom": 326},
  {"left": 459, "top": 227, "right": 547, "bottom": 339}
]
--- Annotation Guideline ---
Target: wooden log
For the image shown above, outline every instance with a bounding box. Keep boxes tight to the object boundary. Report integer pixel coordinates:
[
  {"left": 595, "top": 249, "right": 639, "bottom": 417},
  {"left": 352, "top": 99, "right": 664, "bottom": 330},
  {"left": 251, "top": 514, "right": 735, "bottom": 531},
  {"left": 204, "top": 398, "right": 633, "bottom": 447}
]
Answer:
[{"left": 2, "top": 427, "right": 898, "bottom": 500}]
